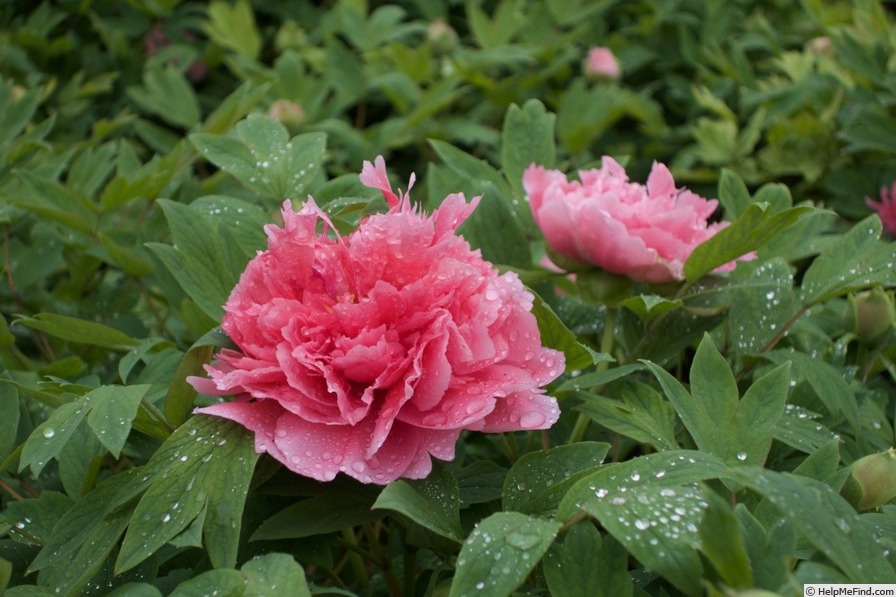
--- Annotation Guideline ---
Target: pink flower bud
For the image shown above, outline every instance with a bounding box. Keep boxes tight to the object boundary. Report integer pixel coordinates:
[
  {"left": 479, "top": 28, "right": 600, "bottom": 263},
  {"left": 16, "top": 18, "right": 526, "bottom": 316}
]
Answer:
[{"left": 584, "top": 47, "right": 621, "bottom": 81}]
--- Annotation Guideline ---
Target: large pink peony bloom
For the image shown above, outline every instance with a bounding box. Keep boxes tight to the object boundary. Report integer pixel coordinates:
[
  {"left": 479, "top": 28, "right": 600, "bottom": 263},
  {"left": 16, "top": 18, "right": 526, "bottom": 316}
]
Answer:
[
  {"left": 867, "top": 182, "right": 896, "bottom": 237},
  {"left": 190, "top": 157, "right": 564, "bottom": 484},
  {"left": 524, "top": 157, "right": 737, "bottom": 283}
]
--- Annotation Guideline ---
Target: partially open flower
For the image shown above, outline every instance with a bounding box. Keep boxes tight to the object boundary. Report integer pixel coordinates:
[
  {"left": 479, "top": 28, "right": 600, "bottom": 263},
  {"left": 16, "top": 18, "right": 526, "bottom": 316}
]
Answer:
[
  {"left": 191, "top": 157, "right": 564, "bottom": 484},
  {"left": 524, "top": 157, "right": 743, "bottom": 283}
]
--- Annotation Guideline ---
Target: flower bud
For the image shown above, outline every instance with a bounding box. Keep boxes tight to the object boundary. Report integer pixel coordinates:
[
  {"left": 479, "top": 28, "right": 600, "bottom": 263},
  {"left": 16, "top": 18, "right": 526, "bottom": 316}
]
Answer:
[
  {"left": 841, "top": 448, "right": 896, "bottom": 511},
  {"left": 267, "top": 100, "right": 305, "bottom": 131},
  {"left": 844, "top": 287, "right": 895, "bottom": 344},
  {"left": 584, "top": 47, "right": 621, "bottom": 81},
  {"left": 427, "top": 20, "right": 458, "bottom": 55}
]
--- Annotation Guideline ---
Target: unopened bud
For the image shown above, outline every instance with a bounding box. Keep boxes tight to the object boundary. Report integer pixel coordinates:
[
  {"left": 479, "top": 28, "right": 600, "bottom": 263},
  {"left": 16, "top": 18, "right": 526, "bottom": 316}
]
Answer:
[
  {"left": 427, "top": 20, "right": 458, "bottom": 55},
  {"left": 844, "top": 287, "right": 895, "bottom": 344},
  {"left": 268, "top": 100, "right": 305, "bottom": 131},
  {"left": 841, "top": 448, "right": 896, "bottom": 511}
]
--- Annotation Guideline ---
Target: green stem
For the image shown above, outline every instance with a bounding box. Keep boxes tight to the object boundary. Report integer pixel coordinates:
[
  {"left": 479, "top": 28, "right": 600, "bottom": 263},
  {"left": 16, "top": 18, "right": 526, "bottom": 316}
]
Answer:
[
  {"left": 567, "top": 307, "right": 617, "bottom": 444},
  {"left": 341, "top": 527, "right": 370, "bottom": 588}
]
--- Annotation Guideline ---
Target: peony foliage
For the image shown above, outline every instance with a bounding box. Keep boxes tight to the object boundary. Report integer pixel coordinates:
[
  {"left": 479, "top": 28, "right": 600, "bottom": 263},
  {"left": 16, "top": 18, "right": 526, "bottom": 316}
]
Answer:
[{"left": 2, "top": 1, "right": 896, "bottom": 596}]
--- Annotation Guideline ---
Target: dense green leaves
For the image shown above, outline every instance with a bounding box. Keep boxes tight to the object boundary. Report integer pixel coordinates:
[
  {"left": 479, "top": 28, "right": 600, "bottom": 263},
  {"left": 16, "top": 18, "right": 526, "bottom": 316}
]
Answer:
[{"left": 115, "top": 416, "right": 258, "bottom": 573}]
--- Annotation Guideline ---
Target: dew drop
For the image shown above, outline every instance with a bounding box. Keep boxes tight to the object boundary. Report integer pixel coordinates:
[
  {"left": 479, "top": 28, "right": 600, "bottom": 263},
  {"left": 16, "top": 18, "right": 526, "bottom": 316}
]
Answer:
[
  {"left": 43, "top": 428, "right": 55, "bottom": 439},
  {"left": 736, "top": 451, "right": 748, "bottom": 461}
]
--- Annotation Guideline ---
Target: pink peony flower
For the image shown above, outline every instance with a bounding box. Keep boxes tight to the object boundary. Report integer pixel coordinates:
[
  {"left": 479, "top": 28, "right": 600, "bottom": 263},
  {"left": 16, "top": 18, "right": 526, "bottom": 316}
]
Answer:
[
  {"left": 867, "top": 182, "right": 896, "bottom": 237},
  {"left": 190, "top": 157, "right": 564, "bottom": 484},
  {"left": 523, "top": 157, "right": 739, "bottom": 283},
  {"left": 584, "top": 47, "right": 621, "bottom": 80}
]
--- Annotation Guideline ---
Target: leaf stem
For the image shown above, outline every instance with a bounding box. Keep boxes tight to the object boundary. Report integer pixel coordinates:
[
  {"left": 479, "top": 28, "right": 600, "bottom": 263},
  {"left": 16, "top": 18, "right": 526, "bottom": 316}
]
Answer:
[{"left": 567, "top": 307, "right": 616, "bottom": 444}]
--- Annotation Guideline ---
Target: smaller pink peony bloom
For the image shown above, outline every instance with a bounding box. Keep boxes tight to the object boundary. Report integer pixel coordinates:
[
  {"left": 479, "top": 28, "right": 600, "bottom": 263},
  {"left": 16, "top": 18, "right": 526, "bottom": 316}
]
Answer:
[
  {"left": 584, "top": 47, "right": 621, "bottom": 80},
  {"left": 867, "top": 182, "right": 896, "bottom": 237},
  {"left": 524, "top": 157, "right": 741, "bottom": 283},
  {"left": 190, "top": 157, "right": 564, "bottom": 484}
]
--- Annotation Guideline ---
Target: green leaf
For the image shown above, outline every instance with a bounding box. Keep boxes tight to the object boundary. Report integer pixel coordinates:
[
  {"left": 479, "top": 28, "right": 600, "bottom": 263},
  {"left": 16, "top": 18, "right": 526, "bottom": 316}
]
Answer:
[
  {"left": 531, "top": 295, "right": 603, "bottom": 371},
  {"left": 725, "top": 258, "right": 799, "bottom": 353},
  {"left": 0, "top": 384, "right": 20, "bottom": 463},
  {"left": 86, "top": 385, "right": 150, "bottom": 457},
  {"left": 252, "top": 492, "right": 383, "bottom": 541},
  {"left": 204, "top": 0, "right": 261, "bottom": 59},
  {"left": 502, "top": 442, "right": 609, "bottom": 515},
  {"left": 736, "top": 506, "right": 794, "bottom": 591},
  {"left": 764, "top": 351, "right": 860, "bottom": 431},
  {"left": 620, "top": 294, "right": 683, "bottom": 320},
  {"left": 557, "top": 451, "right": 729, "bottom": 596},
  {"left": 450, "top": 512, "right": 560, "bottom": 597},
  {"left": 4, "top": 171, "right": 97, "bottom": 234},
  {"left": 574, "top": 381, "right": 679, "bottom": 451},
  {"left": 643, "top": 334, "right": 790, "bottom": 466},
  {"left": 684, "top": 203, "right": 811, "bottom": 281},
  {"left": 31, "top": 471, "right": 140, "bottom": 595},
  {"left": 13, "top": 313, "right": 138, "bottom": 351},
  {"left": 242, "top": 553, "right": 311, "bottom": 597},
  {"left": 501, "top": 99, "right": 555, "bottom": 196},
  {"left": 457, "top": 190, "right": 532, "bottom": 268},
  {"left": 800, "top": 215, "right": 896, "bottom": 304},
  {"left": 729, "top": 467, "right": 896, "bottom": 583},
  {"left": 717, "top": 168, "right": 751, "bottom": 220},
  {"left": 148, "top": 199, "right": 241, "bottom": 321},
  {"left": 191, "top": 117, "right": 326, "bottom": 201},
  {"left": 127, "top": 66, "right": 200, "bottom": 129},
  {"left": 544, "top": 525, "right": 632, "bottom": 597},
  {"left": 169, "top": 569, "right": 246, "bottom": 597},
  {"left": 373, "top": 461, "right": 463, "bottom": 541},
  {"left": 428, "top": 139, "right": 512, "bottom": 202},
  {"left": 698, "top": 490, "right": 752, "bottom": 588},
  {"left": 115, "top": 416, "right": 258, "bottom": 573}
]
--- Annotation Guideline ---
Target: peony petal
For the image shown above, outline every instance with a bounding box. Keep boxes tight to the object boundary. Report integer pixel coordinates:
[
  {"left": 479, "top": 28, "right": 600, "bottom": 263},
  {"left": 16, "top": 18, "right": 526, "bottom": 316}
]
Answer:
[{"left": 472, "top": 390, "right": 561, "bottom": 432}]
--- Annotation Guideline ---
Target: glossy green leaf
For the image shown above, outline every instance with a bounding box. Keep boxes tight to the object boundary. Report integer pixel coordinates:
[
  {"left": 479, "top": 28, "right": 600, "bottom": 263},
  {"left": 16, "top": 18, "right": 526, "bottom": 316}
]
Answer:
[
  {"left": 544, "top": 524, "right": 632, "bottom": 597},
  {"left": 127, "top": 66, "right": 200, "bottom": 129},
  {"left": 561, "top": 464, "right": 713, "bottom": 596},
  {"left": 501, "top": 99, "right": 555, "bottom": 196},
  {"left": 242, "top": 553, "right": 311, "bottom": 597},
  {"left": 252, "top": 492, "right": 383, "bottom": 541},
  {"left": 192, "top": 116, "right": 326, "bottom": 201},
  {"left": 86, "top": 385, "right": 150, "bottom": 458},
  {"left": 621, "top": 294, "right": 683, "bottom": 320},
  {"left": 502, "top": 442, "right": 609, "bottom": 514},
  {"left": 205, "top": 0, "right": 261, "bottom": 59},
  {"left": 14, "top": 314, "right": 138, "bottom": 351},
  {"left": 684, "top": 203, "right": 810, "bottom": 281},
  {"left": 115, "top": 416, "right": 258, "bottom": 573},
  {"left": 31, "top": 471, "right": 140, "bottom": 594},
  {"left": 726, "top": 258, "right": 798, "bottom": 353},
  {"left": 373, "top": 462, "right": 463, "bottom": 541},
  {"left": 574, "top": 381, "right": 679, "bottom": 451},
  {"left": 450, "top": 512, "right": 560, "bottom": 597},
  {"left": 643, "top": 334, "right": 790, "bottom": 466},
  {"left": 729, "top": 467, "right": 896, "bottom": 583},
  {"left": 148, "top": 199, "right": 240, "bottom": 321},
  {"left": 531, "top": 295, "right": 604, "bottom": 371},
  {"left": 717, "top": 168, "right": 751, "bottom": 219},
  {"left": 699, "top": 490, "right": 752, "bottom": 588},
  {"left": 169, "top": 569, "right": 246, "bottom": 597},
  {"left": 800, "top": 215, "right": 896, "bottom": 304}
]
